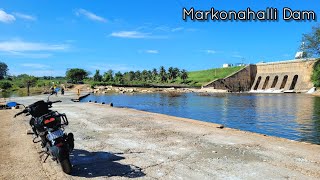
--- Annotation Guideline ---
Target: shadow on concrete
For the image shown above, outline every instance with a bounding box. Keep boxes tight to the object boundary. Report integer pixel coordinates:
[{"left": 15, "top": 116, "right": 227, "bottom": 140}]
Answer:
[{"left": 70, "top": 149, "right": 145, "bottom": 178}]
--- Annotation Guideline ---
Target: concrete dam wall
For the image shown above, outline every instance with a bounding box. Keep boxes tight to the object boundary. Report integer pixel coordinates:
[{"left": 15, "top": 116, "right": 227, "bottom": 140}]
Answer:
[
  {"left": 251, "top": 59, "right": 317, "bottom": 92},
  {"left": 204, "top": 59, "right": 318, "bottom": 93},
  {"left": 204, "top": 65, "right": 257, "bottom": 92}
]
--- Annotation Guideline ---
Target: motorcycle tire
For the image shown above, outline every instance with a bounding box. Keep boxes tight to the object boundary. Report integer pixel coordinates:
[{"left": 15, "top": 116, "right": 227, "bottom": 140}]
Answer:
[
  {"left": 53, "top": 145, "right": 72, "bottom": 174},
  {"left": 60, "top": 158, "right": 72, "bottom": 174},
  {"left": 67, "top": 133, "right": 74, "bottom": 151}
]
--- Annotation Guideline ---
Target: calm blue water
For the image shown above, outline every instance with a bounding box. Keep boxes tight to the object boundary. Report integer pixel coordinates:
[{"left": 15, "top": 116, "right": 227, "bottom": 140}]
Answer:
[{"left": 81, "top": 93, "right": 320, "bottom": 145}]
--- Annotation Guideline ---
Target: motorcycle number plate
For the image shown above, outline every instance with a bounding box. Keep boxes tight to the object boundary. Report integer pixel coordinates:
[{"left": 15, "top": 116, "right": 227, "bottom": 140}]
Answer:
[{"left": 47, "top": 129, "right": 64, "bottom": 141}]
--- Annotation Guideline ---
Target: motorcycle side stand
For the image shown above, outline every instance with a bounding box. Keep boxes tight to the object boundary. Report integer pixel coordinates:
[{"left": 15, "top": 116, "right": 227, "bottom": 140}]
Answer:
[
  {"left": 32, "top": 136, "right": 42, "bottom": 143},
  {"left": 26, "top": 129, "right": 34, "bottom": 135},
  {"left": 39, "top": 150, "right": 50, "bottom": 163}
]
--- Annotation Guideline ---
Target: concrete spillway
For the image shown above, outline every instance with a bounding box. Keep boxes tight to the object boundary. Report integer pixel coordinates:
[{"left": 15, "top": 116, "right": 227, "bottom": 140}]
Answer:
[
  {"left": 251, "top": 59, "right": 316, "bottom": 93},
  {"left": 204, "top": 58, "right": 318, "bottom": 93}
]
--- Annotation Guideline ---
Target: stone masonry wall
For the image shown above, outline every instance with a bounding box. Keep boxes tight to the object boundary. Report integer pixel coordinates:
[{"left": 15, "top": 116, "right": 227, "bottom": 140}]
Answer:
[{"left": 204, "top": 65, "right": 256, "bottom": 92}]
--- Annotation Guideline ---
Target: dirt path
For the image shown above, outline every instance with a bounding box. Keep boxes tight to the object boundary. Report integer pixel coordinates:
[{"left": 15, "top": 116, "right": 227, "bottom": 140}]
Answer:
[
  {"left": 0, "top": 110, "right": 49, "bottom": 179},
  {"left": 0, "top": 109, "right": 74, "bottom": 180},
  {"left": 1, "top": 93, "right": 320, "bottom": 179}
]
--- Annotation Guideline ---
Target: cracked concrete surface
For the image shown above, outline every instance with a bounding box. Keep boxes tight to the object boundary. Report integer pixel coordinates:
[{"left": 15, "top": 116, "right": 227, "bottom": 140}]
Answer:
[{"left": 1, "top": 92, "right": 320, "bottom": 179}]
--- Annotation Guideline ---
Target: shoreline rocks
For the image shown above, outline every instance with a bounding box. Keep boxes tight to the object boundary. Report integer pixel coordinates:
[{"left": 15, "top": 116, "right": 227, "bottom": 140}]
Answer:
[{"left": 92, "top": 86, "right": 228, "bottom": 95}]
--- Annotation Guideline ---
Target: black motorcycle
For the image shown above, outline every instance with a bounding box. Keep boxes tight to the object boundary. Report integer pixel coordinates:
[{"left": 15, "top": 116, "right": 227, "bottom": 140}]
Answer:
[{"left": 14, "top": 95, "right": 74, "bottom": 174}]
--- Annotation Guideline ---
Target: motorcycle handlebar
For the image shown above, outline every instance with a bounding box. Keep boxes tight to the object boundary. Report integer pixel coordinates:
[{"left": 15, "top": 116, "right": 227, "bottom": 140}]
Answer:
[
  {"left": 13, "top": 100, "right": 61, "bottom": 118},
  {"left": 14, "top": 109, "right": 28, "bottom": 118},
  {"left": 48, "top": 100, "right": 62, "bottom": 104}
]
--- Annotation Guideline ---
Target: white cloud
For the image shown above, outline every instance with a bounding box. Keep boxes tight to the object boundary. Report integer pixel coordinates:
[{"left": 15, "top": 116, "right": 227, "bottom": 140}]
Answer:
[
  {"left": 0, "top": 9, "right": 15, "bottom": 23},
  {"left": 282, "top": 54, "right": 291, "bottom": 58},
  {"left": 13, "top": 12, "right": 36, "bottom": 21},
  {"left": 145, "top": 50, "right": 159, "bottom": 54},
  {"left": 154, "top": 26, "right": 184, "bottom": 32},
  {"left": 110, "top": 31, "right": 150, "bottom": 39},
  {"left": 110, "top": 31, "right": 167, "bottom": 39},
  {"left": 0, "top": 40, "right": 69, "bottom": 52},
  {"left": 11, "top": 70, "right": 65, "bottom": 77},
  {"left": 205, "top": 50, "right": 217, "bottom": 54},
  {"left": 232, "top": 55, "right": 243, "bottom": 58},
  {"left": 111, "top": 25, "right": 187, "bottom": 39},
  {"left": 2, "top": 51, "right": 52, "bottom": 58},
  {"left": 186, "top": 28, "right": 198, "bottom": 32},
  {"left": 171, "top": 27, "right": 184, "bottom": 32},
  {"left": 75, "top": 8, "right": 107, "bottom": 22},
  {"left": 21, "top": 63, "right": 50, "bottom": 69},
  {"left": 65, "top": 39, "right": 76, "bottom": 43},
  {"left": 154, "top": 26, "right": 171, "bottom": 32}
]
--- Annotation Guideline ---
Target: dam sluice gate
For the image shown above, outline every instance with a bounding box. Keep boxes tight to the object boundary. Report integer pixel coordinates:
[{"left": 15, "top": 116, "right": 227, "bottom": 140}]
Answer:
[{"left": 204, "top": 58, "right": 318, "bottom": 93}]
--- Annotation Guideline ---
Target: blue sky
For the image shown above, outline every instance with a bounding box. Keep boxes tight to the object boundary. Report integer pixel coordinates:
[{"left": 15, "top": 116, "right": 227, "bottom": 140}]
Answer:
[{"left": 0, "top": 0, "right": 319, "bottom": 76}]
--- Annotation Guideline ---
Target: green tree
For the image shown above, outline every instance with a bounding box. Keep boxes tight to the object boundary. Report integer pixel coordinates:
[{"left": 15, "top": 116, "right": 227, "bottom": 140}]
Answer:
[
  {"left": 0, "top": 80, "right": 12, "bottom": 89},
  {"left": 103, "top": 69, "right": 114, "bottom": 82},
  {"left": 114, "top": 71, "right": 124, "bottom": 84},
  {"left": 168, "top": 67, "right": 180, "bottom": 81},
  {"left": 17, "top": 74, "right": 38, "bottom": 96},
  {"left": 159, "top": 66, "right": 167, "bottom": 82},
  {"left": 135, "top": 70, "right": 141, "bottom": 81},
  {"left": 152, "top": 68, "right": 158, "bottom": 81},
  {"left": 302, "top": 24, "right": 320, "bottom": 56},
  {"left": 173, "top": 67, "right": 180, "bottom": 79},
  {"left": 180, "top": 69, "right": 188, "bottom": 83},
  {"left": 147, "top": 70, "right": 152, "bottom": 81},
  {"left": 168, "top": 67, "right": 174, "bottom": 80},
  {"left": 312, "top": 62, "right": 320, "bottom": 87},
  {"left": 93, "top": 70, "right": 103, "bottom": 82},
  {"left": 127, "top": 71, "right": 135, "bottom": 81},
  {"left": 66, "top": 68, "right": 89, "bottom": 83},
  {"left": 0, "top": 61, "right": 9, "bottom": 80},
  {"left": 141, "top": 70, "right": 149, "bottom": 82}
]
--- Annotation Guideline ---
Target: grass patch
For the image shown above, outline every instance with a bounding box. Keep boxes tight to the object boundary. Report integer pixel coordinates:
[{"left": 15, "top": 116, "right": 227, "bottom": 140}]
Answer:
[
  {"left": 187, "top": 66, "right": 244, "bottom": 86},
  {"left": 87, "top": 66, "right": 245, "bottom": 88}
]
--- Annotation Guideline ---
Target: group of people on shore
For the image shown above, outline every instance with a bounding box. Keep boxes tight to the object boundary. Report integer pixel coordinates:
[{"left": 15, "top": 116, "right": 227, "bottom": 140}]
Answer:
[{"left": 50, "top": 84, "right": 65, "bottom": 96}]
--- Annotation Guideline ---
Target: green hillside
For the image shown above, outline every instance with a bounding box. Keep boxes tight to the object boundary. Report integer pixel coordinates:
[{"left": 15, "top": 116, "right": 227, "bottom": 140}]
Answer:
[{"left": 187, "top": 66, "right": 245, "bottom": 87}]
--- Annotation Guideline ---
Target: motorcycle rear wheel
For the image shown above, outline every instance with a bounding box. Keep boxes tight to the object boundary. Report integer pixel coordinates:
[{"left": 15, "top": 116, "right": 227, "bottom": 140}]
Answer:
[{"left": 60, "top": 158, "right": 72, "bottom": 174}]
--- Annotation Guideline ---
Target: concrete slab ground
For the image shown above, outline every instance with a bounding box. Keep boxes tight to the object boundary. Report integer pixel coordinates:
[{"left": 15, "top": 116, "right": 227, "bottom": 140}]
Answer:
[{"left": 1, "top": 92, "right": 320, "bottom": 179}]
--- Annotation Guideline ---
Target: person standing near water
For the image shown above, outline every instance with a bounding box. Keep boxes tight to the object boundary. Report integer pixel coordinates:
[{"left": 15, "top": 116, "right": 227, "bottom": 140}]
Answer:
[
  {"left": 50, "top": 84, "right": 58, "bottom": 96},
  {"left": 61, "top": 87, "right": 65, "bottom": 95},
  {"left": 54, "top": 84, "right": 58, "bottom": 96}
]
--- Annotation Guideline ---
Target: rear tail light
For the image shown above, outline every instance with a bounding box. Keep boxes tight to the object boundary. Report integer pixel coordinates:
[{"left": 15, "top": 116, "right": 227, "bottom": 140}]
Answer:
[
  {"left": 56, "top": 142, "right": 64, "bottom": 147},
  {"left": 44, "top": 117, "right": 55, "bottom": 124}
]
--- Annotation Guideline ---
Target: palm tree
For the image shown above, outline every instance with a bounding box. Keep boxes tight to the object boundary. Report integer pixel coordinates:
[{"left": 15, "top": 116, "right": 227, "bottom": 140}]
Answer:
[
  {"left": 173, "top": 67, "right": 180, "bottom": 80},
  {"left": 152, "top": 68, "right": 158, "bottom": 81},
  {"left": 180, "top": 69, "right": 188, "bottom": 83},
  {"left": 168, "top": 67, "right": 174, "bottom": 80},
  {"left": 159, "top": 66, "right": 167, "bottom": 83}
]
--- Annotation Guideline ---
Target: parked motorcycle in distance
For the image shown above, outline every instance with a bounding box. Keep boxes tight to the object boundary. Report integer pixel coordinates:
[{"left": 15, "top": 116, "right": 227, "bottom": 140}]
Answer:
[{"left": 14, "top": 94, "right": 74, "bottom": 174}]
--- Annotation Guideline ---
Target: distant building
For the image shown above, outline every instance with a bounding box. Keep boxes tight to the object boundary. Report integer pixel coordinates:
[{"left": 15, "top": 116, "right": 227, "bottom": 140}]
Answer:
[
  {"left": 223, "top": 64, "right": 233, "bottom": 68},
  {"left": 295, "top": 42, "right": 308, "bottom": 59},
  {"left": 235, "top": 63, "right": 245, "bottom": 67},
  {"left": 295, "top": 52, "right": 307, "bottom": 59}
]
